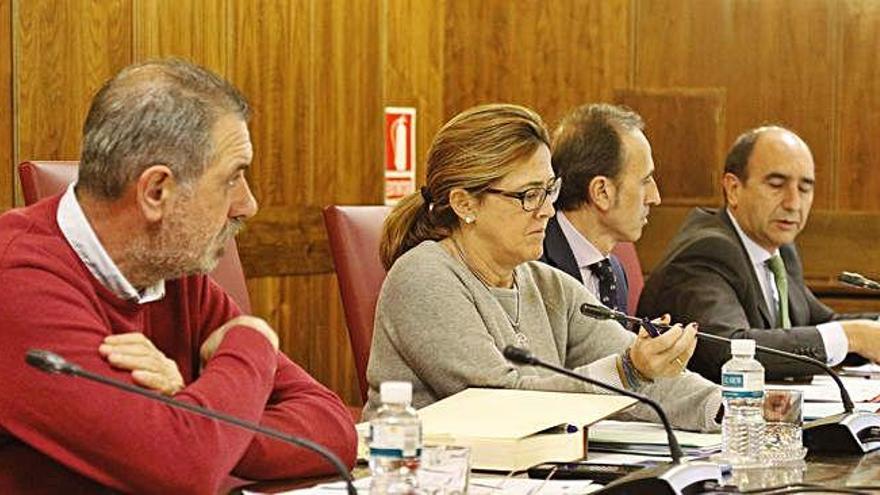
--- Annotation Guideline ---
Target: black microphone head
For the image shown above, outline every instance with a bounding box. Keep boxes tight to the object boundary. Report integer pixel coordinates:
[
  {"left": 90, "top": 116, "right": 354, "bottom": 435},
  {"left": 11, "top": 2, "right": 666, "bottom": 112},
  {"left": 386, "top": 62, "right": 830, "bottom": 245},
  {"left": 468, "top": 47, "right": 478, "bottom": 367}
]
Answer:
[
  {"left": 580, "top": 303, "right": 619, "bottom": 320},
  {"left": 503, "top": 345, "right": 536, "bottom": 365},
  {"left": 25, "top": 349, "right": 76, "bottom": 375}
]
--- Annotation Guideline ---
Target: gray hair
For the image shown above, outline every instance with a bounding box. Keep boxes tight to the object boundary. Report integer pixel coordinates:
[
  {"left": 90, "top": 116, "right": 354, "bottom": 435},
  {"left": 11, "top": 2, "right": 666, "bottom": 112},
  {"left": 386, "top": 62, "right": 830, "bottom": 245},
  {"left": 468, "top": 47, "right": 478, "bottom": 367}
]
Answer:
[{"left": 78, "top": 58, "right": 249, "bottom": 199}]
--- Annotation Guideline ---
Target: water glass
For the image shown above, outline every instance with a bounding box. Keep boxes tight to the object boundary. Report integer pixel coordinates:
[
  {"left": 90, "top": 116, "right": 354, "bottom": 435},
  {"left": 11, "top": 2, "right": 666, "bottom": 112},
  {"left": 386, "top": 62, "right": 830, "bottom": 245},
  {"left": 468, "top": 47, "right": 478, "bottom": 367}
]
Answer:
[
  {"left": 418, "top": 445, "right": 470, "bottom": 495},
  {"left": 762, "top": 388, "right": 806, "bottom": 463}
]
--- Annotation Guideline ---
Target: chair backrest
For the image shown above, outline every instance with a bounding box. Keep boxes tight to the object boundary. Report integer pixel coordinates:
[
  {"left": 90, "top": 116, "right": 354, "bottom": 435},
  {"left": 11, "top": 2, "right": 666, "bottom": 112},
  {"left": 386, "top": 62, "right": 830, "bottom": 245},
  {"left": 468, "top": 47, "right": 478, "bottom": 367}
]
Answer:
[
  {"left": 322, "top": 205, "right": 391, "bottom": 402},
  {"left": 611, "top": 241, "right": 644, "bottom": 316},
  {"left": 17, "top": 160, "right": 252, "bottom": 313}
]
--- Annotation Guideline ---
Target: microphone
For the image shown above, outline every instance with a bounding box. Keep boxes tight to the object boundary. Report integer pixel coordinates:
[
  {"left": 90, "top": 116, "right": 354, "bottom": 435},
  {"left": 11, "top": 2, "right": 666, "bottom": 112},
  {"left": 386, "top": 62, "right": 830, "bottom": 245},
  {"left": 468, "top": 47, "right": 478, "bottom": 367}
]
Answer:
[
  {"left": 503, "top": 345, "right": 721, "bottom": 495},
  {"left": 25, "top": 349, "right": 357, "bottom": 495},
  {"left": 580, "top": 303, "right": 880, "bottom": 454},
  {"left": 839, "top": 271, "right": 880, "bottom": 290}
]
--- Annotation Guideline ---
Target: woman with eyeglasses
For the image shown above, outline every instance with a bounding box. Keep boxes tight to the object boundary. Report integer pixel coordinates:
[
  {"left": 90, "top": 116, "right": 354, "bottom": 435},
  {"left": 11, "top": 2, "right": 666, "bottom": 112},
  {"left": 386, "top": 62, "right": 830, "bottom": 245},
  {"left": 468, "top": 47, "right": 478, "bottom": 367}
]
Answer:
[{"left": 363, "top": 103, "right": 721, "bottom": 431}]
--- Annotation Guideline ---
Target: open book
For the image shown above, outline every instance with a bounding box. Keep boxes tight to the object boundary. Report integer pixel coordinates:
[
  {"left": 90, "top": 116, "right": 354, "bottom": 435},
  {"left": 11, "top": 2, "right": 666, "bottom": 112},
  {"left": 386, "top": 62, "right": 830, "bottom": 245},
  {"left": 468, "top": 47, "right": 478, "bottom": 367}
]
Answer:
[{"left": 417, "top": 388, "right": 637, "bottom": 471}]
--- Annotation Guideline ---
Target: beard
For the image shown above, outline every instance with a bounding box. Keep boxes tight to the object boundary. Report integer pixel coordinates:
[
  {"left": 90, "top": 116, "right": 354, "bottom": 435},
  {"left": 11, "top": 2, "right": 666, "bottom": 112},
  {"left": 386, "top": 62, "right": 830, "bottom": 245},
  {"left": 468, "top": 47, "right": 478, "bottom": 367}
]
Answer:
[{"left": 128, "top": 204, "right": 245, "bottom": 286}]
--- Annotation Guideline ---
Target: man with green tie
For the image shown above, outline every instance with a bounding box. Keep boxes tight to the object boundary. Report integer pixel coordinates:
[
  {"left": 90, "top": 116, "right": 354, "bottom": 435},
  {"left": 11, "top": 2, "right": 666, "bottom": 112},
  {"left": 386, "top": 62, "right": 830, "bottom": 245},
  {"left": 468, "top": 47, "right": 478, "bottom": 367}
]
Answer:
[{"left": 638, "top": 126, "right": 880, "bottom": 382}]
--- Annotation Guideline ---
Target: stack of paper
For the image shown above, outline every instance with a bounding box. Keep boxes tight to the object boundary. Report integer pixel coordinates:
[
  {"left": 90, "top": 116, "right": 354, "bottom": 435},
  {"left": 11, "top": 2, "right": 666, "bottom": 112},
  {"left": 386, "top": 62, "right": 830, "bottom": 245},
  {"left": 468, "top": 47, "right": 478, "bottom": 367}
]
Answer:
[
  {"left": 586, "top": 420, "right": 721, "bottom": 457},
  {"left": 417, "top": 388, "right": 637, "bottom": 471}
]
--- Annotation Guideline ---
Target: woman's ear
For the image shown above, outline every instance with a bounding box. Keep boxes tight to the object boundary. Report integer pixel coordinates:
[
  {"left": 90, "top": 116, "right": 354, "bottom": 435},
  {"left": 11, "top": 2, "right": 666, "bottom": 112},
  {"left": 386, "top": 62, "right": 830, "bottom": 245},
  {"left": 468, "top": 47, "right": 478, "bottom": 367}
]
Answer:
[
  {"left": 588, "top": 176, "right": 616, "bottom": 212},
  {"left": 136, "top": 165, "right": 175, "bottom": 223},
  {"left": 448, "top": 187, "right": 477, "bottom": 223}
]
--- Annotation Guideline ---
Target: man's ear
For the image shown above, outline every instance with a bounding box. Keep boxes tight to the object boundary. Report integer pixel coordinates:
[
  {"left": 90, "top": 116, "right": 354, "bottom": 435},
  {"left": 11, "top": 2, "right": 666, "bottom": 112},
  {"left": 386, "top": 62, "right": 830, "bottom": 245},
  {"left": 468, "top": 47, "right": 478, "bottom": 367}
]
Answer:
[
  {"left": 588, "top": 176, "right": 615, "bottom": 212},
  {"left": 448, "top": 187, "right": 477, "bottom": 222},
  {"left": 136, "top": 165, "right": 176, "bottom": 223},
  {"left": 722, "top": 172, "right": 742, "bottom": 208}
]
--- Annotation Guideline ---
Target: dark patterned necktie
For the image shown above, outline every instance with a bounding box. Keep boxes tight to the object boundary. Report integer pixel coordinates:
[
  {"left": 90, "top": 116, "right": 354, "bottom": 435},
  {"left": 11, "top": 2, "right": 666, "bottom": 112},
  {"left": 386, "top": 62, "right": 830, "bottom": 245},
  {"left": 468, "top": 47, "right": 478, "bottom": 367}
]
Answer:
[{"left": 588, "top": 258, "right": 620, "bottom": 311}]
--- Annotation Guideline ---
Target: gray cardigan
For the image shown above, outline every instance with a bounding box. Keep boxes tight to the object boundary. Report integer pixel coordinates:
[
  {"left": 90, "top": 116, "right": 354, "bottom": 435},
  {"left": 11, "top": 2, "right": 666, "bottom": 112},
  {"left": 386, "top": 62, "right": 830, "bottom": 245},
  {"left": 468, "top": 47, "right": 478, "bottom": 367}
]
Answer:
[{"left": 364, "top": 241, "right": 721, "bottom": 432}]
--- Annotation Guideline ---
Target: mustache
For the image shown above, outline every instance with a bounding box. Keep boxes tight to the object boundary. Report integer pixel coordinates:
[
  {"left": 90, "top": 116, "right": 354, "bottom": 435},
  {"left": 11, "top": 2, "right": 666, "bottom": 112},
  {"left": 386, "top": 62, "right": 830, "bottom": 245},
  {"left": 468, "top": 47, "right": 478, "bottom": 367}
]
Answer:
[{"left": 220, "top": 218, "right": 245, "bottom": 240}]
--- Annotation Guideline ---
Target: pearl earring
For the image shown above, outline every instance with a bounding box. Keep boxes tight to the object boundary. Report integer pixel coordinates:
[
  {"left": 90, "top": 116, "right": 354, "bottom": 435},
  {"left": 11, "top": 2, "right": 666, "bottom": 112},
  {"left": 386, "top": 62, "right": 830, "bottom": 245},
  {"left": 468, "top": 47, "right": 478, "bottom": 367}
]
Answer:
[{"left": 464, "top": 215, "right": 475, "bottom": 224}]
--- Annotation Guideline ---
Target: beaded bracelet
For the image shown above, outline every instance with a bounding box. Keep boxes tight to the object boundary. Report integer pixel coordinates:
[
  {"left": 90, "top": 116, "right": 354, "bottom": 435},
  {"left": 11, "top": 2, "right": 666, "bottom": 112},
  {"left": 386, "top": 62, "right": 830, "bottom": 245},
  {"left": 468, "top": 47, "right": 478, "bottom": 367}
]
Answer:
[{"left": 620, "top": 347, "right": 653, "bottom": 391}]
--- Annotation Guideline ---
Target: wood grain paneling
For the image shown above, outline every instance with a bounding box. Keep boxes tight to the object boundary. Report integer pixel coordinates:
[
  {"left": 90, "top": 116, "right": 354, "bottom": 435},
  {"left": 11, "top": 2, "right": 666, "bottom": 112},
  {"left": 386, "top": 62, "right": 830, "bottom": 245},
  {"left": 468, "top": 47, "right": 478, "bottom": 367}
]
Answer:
[
  {"left": 837, "top": 0, "right": 880, "bottom": 211},
  {"left": 384, "top": 0, "right": 445, "bottom": 185},
  {"left": 444, "top": 0, "right": 630, "bottom": 126},
  {"left": 229, "top": 0, "right": 311, "bottom": 208},
  {"left": 133, "top": 0, "right": 229, "bottom": 74},
  {"left": 634, "top": 0, "right": 837, "bottom": 210},
  {"left": 313, "top": 0, "right": 383, "bottom": 205},
  {"left": 0, "top": 0, "right": 12, "bottom": 209},
  {"left": 236, "top": 206, "right": 331, "bottom": 277},
  {"left": 14, "top": 0, "right": 131, "bottom": 162},
  {"left": 615, "top": 88, "right": 726, "bottom": 205}
]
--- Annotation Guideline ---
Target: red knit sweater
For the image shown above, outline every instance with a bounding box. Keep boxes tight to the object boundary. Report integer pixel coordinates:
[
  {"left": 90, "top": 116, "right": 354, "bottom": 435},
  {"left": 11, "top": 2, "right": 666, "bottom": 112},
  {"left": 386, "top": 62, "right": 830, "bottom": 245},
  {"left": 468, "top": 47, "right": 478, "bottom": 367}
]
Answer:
[{"left": 0, "top": 197, "right": 357, "bottom": 494}]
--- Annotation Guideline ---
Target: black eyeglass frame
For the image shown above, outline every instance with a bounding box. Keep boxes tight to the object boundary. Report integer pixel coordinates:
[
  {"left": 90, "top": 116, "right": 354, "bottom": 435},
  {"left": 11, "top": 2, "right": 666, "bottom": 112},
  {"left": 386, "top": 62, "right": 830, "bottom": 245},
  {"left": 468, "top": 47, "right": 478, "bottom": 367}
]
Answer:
[{"left": 483, "top": 177, "right": 562, "bottom": 212}]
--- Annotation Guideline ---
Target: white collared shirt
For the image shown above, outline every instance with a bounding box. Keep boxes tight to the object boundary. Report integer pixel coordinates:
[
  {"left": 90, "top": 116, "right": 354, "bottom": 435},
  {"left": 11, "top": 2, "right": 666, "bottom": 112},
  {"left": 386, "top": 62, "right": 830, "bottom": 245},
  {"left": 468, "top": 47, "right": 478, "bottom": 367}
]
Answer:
[
  {"left": 556, "top": 211, "right": 608, "bottom": 299},
  {"left": 728, "top": 209, "right": 847, "bottom": 365},
  {"left": 57, "top": 183, "right": 165, "bottom": 304}
]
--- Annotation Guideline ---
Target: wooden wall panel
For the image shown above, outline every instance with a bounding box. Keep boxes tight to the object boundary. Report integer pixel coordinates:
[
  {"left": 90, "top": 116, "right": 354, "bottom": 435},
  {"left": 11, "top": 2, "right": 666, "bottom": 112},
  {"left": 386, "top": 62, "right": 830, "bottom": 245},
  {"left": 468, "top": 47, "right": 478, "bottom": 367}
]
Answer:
[
  {"left": 444, "top": 0, "right": 630, "bottom": 126},
  {"left": 615, "top": 88, "right": 726, "bottom": 205},
  {"left": 634, "top": 0, "right": 837, "bottom": 210},
  {"left": 0, "top": 0, "right": 11, "bottom": 210},
  {"left": 837, "top": 0, "right": 880, "bottom": 211},
  {"left": 384, "top": 0, "right": 445, "bottom": 185},
  {"left": 229, "top": 0, "right": 311, "bottom": 208},
  {"left": 313, "top": 0, "right": 383, "bottom": 205},
  {"left": 14, "top": 0, "right": 131, "bottom": 163},
  {"left": 133, "top": 0, "right": 229, "bottom": 74},
  {"left": 227, "top": 1, "right": 327, "bottom": 278}
]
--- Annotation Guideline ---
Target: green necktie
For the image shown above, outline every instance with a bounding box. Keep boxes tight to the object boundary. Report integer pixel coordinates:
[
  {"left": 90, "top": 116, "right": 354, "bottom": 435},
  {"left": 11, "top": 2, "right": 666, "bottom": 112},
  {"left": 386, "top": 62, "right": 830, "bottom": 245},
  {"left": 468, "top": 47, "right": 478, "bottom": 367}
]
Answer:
[{"left": 767, "top": 255, "right": 791, "bottom": 328}]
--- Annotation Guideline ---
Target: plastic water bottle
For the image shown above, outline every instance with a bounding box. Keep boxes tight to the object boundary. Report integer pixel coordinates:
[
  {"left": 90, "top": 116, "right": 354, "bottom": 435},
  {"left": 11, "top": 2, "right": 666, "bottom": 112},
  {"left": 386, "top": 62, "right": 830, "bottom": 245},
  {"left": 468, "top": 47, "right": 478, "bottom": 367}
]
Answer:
[
  {"left": 369, "top": 381, "right": 421, "bottom": 494},
  {"left": 721, "top": 339, "right": 766, "bottom": 466}
]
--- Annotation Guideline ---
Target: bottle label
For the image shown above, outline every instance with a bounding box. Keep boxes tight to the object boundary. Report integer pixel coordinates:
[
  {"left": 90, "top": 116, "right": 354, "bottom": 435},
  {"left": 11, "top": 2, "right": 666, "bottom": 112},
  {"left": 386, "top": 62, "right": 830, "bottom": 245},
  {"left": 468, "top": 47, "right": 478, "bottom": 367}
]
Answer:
[
  {"left": 721, "top": 371, "right": 764, "bottom": 399},
  {"left": 369, "top": 423, "right": 422, "bottom": 458}
]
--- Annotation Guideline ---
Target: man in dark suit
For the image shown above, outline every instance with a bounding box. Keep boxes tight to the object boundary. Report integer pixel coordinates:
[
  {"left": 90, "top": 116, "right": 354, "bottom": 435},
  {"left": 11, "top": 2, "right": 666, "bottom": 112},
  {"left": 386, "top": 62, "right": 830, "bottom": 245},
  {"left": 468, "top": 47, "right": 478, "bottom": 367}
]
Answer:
[
  {"left": 639, "top": 126, "right": 880, "bottom": 381},
  {"left": 542, "top": 104, "right": 660, "bottom": 315}
]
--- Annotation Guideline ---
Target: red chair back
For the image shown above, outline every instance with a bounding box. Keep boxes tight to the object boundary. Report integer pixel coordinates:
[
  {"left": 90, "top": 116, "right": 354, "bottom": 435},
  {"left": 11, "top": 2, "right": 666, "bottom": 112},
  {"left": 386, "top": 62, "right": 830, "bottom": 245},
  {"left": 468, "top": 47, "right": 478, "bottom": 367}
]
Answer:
[
  {"left": 17, "top": 160, "right": 252, "bottom": 313},
  {"left": 322, "top": 205, "right": 391, "bottom": 402},
  {"left": 611, "top": 242, "right": 644, "bottom": 315}
]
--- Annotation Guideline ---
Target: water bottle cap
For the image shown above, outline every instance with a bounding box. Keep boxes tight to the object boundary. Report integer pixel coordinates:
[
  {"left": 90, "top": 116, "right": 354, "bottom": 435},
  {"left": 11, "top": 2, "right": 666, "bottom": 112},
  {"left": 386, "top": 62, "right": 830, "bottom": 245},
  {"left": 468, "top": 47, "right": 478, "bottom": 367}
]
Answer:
[
  {"left": 380, "top": 381, "right": 412, "bottom": 404},
  {"left": 731, "top": 339, "right": 755, "bottom": 356}
]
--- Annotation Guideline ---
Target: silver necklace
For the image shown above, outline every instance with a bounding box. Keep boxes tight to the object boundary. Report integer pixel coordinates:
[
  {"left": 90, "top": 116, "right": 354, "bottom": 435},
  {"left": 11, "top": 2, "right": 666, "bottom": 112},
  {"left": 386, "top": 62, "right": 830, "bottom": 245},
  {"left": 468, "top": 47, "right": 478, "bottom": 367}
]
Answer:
[{"left": 451, "top": 238, "right": 527, "bottom": 347}]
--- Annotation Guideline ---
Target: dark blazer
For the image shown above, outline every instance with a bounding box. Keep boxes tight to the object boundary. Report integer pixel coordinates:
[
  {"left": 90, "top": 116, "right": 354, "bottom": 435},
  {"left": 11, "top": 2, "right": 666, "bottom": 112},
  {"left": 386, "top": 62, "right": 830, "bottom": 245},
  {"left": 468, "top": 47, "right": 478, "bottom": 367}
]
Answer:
[
  {"left": 541, "top": 215, "right": 629, "bottom": 314},
  {"left": 638, "top": 207, "right": 868, "bottom": 382}
]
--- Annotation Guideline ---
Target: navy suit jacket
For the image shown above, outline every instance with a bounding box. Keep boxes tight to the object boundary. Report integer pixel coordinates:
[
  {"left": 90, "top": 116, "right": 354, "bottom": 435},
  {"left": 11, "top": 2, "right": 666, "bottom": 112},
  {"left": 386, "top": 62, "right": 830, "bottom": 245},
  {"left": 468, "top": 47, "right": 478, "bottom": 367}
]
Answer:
[{"left": 540, "top": 215, "right": 629, "bottom": 314}]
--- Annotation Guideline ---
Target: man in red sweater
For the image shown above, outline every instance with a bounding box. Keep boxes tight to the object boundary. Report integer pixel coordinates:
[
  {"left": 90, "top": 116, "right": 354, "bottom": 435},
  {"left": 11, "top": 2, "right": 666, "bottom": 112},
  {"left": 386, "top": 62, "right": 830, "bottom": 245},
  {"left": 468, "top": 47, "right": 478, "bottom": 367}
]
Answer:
[{"left": 0, "top": 59, "right": 357, "bottom": 493}]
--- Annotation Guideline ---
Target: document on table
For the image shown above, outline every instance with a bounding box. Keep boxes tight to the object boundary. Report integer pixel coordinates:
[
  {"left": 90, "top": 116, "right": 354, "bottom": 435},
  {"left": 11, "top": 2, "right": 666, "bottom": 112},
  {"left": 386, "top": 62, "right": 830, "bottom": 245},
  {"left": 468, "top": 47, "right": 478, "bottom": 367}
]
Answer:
[
  {"left": 841, "top": 363, "right": 880, "bottom": 378},
  {"left": 244, "top": 476, "right": 602, "bottom": 495},
  {"left": 769, "top": 375, "right": 880, "bottom": 403},
  {"left": 803, "top": 401, "right": 880, "bottom": 420},
  {"left": 586, "top": 420, "right": 721, "bottom": 457}
]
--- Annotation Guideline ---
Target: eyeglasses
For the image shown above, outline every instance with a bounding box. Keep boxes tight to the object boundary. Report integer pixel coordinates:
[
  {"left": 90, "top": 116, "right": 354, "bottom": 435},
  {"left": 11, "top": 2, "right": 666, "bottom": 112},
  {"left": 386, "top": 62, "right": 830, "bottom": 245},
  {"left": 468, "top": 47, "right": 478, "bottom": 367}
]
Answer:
[{"left": 484, "top": 177, "right": 562, "bottom": 212}]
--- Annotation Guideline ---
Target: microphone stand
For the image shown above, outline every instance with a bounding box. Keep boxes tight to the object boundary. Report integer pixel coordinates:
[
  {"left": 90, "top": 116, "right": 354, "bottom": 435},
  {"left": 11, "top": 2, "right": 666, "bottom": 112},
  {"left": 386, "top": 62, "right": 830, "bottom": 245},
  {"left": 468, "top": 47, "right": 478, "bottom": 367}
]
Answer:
[
  {"left": 581, "top": 303, "right": 880, "bottom": 454},
  {"left": 503, "top": 345, "right": 722, "bottom": 495},
  {"left": 25, "top": 349, "right": 358, "bottom": 495}
]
